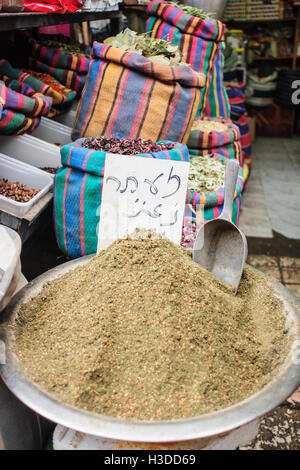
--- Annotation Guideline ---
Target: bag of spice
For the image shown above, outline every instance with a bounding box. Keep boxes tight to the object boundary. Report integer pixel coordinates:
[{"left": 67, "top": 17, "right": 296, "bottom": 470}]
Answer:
[
  {"left": 204, "top": 41, "right": 231, "bottom": 119},
  {"left": 186, "top": 154, "right": 245, "bottom": 226},
  {"left": 145, "top": 0, "right": 230, "bottom": 118},
  {"left": 0, "top": 80, "right": 52, "bottom": 118},
  {"left": 54, "top": 138, "right": 189, "bottom": 259},
  {"left": 71, "top": 42, "right": 205, "bottom": 144},
  {"left": 187, "top": 117, "right": 242, "bottom": 164},
  {"left": 0, "top": 82, "right": 51, "bottom": 135},
  {"left": 0, "top": 60, "right": 76, "bottom": 115},
  {"left": 30, "top": 39, "right": 92, "bottom": 73},
  {"left": 225, "top": 81, "right": 252, "bottom": 172},
  {"left": 28, "top": 57, "right": 86, "bottom": 95}
]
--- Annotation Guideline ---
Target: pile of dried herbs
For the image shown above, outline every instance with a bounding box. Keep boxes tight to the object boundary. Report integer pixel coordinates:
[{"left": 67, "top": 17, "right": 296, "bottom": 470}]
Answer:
[
  {"left": 104, "top": 29, "right": 186, "bottom": 66},
  {"left": 192, "top": 120, "right": 229, "bottom": 133},
  {"left": 168, "top": 2, "right": 213, "bottom": 19},
  {"left": 81, "top": 136, "right": 175, "bottom": 154},
  {"left": 42, "top": 40, "right": 90, "bottom": 56},
  {"left": 188, "top": 156, "right": 226, "bottom": 192},
  {"left": 12, "top": 232, "right": 288, "bottom": 421}
]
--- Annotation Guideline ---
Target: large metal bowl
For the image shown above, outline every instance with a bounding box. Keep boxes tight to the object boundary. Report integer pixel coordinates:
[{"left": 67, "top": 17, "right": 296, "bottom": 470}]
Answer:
[{"left": 0, "top": 257, "right": 300, "bottom": 443}]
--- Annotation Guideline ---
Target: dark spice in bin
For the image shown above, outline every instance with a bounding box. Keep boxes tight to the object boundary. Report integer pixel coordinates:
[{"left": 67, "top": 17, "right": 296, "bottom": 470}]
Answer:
[
  {"left": 82, "top": 136, "right": 176, "bottom": 155},
  {"left": 0, "top": 179, "right": 39, "bottom": 203},
  {"left": 40, "top": 167, "right": 59, "bottom": 175}
]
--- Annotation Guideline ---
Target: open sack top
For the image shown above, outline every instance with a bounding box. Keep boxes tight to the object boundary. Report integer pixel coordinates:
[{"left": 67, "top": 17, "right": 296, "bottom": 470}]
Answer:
[
  {"left": 186, "top": 154, "right": 245, "bottom": 209},
  {"left": 147, "top": 0, "right": 225, "bottom": 42},
  {"left": 92, "top": 43, "right": 206, "bottom": 89},
  {"left": 188, "top": 117, "right": 241, "bottom": 150},
  {"left": 60, "top": 139, "right": 190, "bottom": 177}
]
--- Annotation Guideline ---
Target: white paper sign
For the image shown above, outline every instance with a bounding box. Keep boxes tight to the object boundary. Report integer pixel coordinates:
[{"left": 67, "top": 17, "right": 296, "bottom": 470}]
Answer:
[{"left": 97, "top": 154, "right": 190, "bottom": 252}]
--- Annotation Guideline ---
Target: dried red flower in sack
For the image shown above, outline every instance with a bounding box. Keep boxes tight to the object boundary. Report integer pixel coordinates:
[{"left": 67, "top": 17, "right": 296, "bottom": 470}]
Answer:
[{"left": 81, "top": 136, "right": 176, "bottom": 155}]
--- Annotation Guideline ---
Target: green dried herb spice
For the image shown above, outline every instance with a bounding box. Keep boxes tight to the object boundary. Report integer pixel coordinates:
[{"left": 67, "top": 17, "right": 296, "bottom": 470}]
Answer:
[
  {"left": 12, "top": 233, "right": 288, "bottom": 421},
  {"left": 104, "top": 29, "right": 186, "bottom": 66},
  {"left": 168, "top": 2, "right": 213, "bottom": 20},
  {"left": 188, "top": 156, "right": 226, "bottom": 192}
]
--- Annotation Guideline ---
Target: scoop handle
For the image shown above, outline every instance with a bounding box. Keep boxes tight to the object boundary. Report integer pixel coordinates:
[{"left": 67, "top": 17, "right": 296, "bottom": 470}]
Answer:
[{"left": 221, "top": 159, "right": 240, "bottom": 222}]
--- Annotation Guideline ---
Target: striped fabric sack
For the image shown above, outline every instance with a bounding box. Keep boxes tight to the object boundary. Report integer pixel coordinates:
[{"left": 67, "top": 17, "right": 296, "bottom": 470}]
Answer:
[
  {"left": 225, "top": 81, "right": 247, "bottom": 118},
  {"left": 187, "top": 117, "right": 242, "bottom": 164},
  {"left": 204, "top": 41, "right": 231, "bottom": 119},
  {"left": 225, "top": 80, "right": 252, "bottom": 171},
  {"left": 28, "top": 57, "right": 86, "bottom": 94},
  {"left": 0, "top": 109, "right": 40, "bottom": 135},
  {"left": 54, "top": 140, "right": 189, "bottom": 259},
  {"left": 237, "top": 114, "right": 252, "bottom": 169},
  {"left": 0, "top": 80, "right": 52, "bottom": 117},
  {"left": 145, "top": 0, "right": 225, "bottom": 117},
  {"left": 186, "top": 154, "right": 245, "bottom": 225},
  {"left": 0, "top": 82, "right": 51, "bottom": 135},
  {"left": 0, "top": 60, "right": 76, "bottom": 110},
  {"left": 31, "top": 40, "right": 92, "bottom": 73},
  {"left": 72, "top": 43, "right": 205, "bottom": 144}
]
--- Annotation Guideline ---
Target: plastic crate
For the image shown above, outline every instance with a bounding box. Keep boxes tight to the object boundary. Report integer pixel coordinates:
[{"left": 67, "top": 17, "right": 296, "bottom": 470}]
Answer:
[
  {"left": 31, "top": 117, "right": 72, "bottom": 147},
  {"left": 0, "top": 154, "right": 53, "bottom": 218},
  {"left": 0, "top": 134, "right": 61, "bottom": 176}
]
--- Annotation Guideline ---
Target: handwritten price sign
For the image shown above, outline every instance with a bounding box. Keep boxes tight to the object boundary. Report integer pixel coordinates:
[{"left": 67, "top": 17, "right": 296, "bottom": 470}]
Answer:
[{"left": 97, "top": 154, "right": 190, "bottom": 252}]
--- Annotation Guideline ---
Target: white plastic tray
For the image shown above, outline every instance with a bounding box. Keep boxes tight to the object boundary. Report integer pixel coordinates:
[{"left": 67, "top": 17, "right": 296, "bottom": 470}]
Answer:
[
  {"left": 0, "top": 153, "right": 53, "bottom": 218},
  {"left": 31, "top": 117, "right": 72, "bottom": 147},
  {"left": 0, "top": 134, "right": 61, "bottom": 176},
  {"left": 54, "top": 109, "right": 77, "bottom": 128}
]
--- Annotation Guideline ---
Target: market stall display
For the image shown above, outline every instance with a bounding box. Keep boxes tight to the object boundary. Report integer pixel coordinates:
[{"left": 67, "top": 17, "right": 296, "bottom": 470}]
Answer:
[
  {"left": 72, "top": 37, "right": 205, "bottom": 143},
  {"left": 0, "top": 0, "right": 300, "bottom": 452}
]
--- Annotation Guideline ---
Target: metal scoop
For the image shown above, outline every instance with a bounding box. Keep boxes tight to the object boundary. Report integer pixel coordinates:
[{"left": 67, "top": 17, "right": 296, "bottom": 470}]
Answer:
[{"left": 193, "top": 159, "right": 248, "bottom": 293}]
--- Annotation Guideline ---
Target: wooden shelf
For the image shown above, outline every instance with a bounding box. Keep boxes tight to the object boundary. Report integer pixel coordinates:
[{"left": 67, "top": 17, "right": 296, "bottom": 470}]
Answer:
[
  {"left": 225, "top": 18, "right": 297, "bottom": 24},
  {"left": 252, "top": 56, "right": 299, "bottom": 61},
  {"left": 0, "top": 10, "right": 121, "bottom": 32}
]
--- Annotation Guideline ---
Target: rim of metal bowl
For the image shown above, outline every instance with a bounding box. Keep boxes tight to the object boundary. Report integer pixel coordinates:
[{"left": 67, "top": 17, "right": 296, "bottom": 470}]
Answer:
[{"left": 1, "top": 257, "right": 300, "bottom": 443}]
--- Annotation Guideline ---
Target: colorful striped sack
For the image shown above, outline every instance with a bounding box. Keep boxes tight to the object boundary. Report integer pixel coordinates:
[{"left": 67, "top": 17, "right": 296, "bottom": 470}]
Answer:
[
  {"left": 28, "top": 57, "right": 86, "bottom": 94},
  {"left": 31, "top": 40, "right": 92, "bottom": 73},
  {"left": 204, "top": 41, "right": 231, "bottom": 119},
  {"left": 236, "top": 114, "right": 252, "bottom": 170},
  {"left": 0, "top": 82, "right": 51, "bottom": 135},
  {"left": 72, "top": 43, "right": 205, "bottom": 144},
  {"left": 0, "top": 60, "right": 76, "bottom": 108},
  {"left": 224, "top": 80, "right": 252, "bottom": 171},
  {"left": 0, "top": 109, "right": 40, "bottom": 135},
  {"left": 145, "top": 0, "right": 225, "bottom": 117},
  {"left": 54, "top": 140, "right": 189, "bottom": 259},
  {"left": 225, "top": 81, "right": 246, "bottom": 118},
  {"left": 186, "top": 154, "right": 245, "bottom": 225},
  {"left": 0, "top": 81, "right": 52, "bottom": 117},
  {"left": 187, "top": 117, "right": 242, "bottom": 164}
]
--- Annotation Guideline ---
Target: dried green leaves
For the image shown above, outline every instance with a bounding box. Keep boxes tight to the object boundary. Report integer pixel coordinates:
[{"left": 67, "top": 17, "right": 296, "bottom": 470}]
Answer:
[
  {"left": 168, "top": 2, "right": 214, "bottom": 20},
  {"left": 188, "top": 156, "right": 226, "bottom": 193},
  {"left": 105, "top": 28, "right": 186, "bottom": 66}
]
